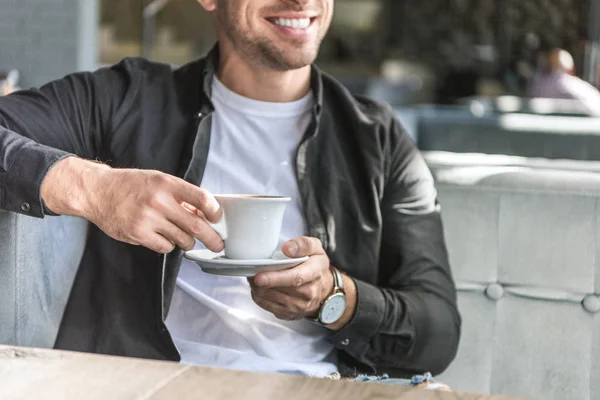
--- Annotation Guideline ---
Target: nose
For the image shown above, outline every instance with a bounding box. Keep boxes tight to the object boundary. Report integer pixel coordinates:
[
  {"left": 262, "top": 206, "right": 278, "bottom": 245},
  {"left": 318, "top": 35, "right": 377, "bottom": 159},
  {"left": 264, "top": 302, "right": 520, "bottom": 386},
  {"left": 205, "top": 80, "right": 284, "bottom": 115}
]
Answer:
[{"left": 289, "top": 0, "right": 310, "bottom": 6}]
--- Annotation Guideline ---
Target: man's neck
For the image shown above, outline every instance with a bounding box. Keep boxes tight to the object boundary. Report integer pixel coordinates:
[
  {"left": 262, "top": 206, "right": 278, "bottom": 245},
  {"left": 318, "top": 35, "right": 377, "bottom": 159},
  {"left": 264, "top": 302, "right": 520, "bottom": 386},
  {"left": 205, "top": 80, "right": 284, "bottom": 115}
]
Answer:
[{"left": 216, "top": 47, "right": 312, "bottom": 103}]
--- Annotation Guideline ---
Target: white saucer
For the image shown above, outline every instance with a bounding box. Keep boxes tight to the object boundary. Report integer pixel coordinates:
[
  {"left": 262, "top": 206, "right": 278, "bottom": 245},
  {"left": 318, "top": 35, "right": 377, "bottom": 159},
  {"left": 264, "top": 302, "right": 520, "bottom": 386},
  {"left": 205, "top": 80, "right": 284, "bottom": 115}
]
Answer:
[{"left": 183, "top": 249, "right": 308, "bottom": 277}]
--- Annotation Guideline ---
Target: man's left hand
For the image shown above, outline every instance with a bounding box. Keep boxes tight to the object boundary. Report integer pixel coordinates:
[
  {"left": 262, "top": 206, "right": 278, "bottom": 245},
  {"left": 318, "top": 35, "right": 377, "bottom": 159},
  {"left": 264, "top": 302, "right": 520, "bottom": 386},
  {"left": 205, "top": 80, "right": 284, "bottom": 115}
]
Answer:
[{"left": 249, "top": 237, "right": 335, "bottom": 321}]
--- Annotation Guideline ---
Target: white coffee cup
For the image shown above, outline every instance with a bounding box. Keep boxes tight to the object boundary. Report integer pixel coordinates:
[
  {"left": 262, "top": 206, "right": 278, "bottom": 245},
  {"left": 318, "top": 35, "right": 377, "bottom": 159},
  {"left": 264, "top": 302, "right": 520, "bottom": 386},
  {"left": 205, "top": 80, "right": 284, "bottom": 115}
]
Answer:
[{"left": 210, "top": 195, "right": 291, "bottom": 260}]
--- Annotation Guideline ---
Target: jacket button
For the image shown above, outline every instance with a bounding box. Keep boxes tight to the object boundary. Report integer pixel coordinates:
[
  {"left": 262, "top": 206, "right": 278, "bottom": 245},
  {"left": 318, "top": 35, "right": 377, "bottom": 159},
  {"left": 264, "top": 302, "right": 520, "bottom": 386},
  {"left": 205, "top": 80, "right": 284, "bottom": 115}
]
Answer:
[
  {"left": 341, "top": 338, "right": 350, "bottom": 346},
  {"left": 21, "top": 202, "right": 31, "bottom": 212}
]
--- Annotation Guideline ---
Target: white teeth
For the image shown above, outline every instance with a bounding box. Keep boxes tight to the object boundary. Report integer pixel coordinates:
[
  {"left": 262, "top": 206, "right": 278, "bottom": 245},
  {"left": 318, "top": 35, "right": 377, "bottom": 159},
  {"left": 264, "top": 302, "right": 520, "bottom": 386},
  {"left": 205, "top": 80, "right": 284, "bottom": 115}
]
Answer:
[{"left": 273, "top": 18, "right": 311, "bottom": 29}]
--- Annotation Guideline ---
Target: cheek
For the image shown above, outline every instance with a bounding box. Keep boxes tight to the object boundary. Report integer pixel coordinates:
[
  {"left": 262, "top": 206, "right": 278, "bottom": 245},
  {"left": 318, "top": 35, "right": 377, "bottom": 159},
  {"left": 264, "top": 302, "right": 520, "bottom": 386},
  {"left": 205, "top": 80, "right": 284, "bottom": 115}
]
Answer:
[
  {"left": 221, "top": 2, "right": 249, "bottom": 32},
  {"left": 244, "top": 6, "right": 263, "bottom": 32},
  {"left": 321, "top": 4, "right": 334, "bottom": 34}
]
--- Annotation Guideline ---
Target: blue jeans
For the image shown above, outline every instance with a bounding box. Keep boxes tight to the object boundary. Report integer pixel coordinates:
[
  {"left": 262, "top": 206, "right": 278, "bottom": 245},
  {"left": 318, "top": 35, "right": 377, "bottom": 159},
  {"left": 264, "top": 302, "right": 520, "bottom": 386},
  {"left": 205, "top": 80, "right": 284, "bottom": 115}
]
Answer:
[
  {"left": 354, "top": 372, "right": 431, "bottom": 386},
  {"left": 330, "top": 372, "right": 450, "bottom": 391}
]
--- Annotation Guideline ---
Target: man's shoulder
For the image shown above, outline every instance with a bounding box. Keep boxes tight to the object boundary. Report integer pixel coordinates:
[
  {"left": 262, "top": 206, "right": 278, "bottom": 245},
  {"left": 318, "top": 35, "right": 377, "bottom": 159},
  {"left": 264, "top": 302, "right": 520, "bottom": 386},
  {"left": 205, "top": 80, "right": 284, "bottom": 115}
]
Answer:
[
  {"left": 100, "top": 56, "right": 204, "bottom": 80},
  {"left": 86, "top": 57, "right": 206, "bottom": 107},
  {"left": 319, "top": 71, "right": 398, "bottom": 129}
]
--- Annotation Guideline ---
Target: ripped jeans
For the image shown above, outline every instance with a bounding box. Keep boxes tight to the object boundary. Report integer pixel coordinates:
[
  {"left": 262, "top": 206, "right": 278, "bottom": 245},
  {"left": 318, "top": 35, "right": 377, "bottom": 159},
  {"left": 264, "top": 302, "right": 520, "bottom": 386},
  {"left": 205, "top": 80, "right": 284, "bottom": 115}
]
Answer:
[{"left": 328, "top": 372, "right": 451, "bottom": 391}]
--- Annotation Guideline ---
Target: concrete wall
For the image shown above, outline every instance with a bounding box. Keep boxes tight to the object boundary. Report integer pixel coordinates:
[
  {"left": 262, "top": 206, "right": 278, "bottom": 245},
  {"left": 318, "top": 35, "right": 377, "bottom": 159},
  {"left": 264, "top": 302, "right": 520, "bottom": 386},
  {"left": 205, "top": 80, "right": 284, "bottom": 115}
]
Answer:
[{"left": 0, "top": 0, "right": 99, "bottom": 88}]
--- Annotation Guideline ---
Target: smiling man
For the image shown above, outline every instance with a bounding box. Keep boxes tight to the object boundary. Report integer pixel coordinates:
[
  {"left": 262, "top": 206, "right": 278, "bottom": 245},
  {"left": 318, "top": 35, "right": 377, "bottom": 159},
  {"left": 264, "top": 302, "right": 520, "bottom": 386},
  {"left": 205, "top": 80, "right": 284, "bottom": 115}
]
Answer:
[{"left": 0, "top": 0, "right": 460, "bottom": 383}]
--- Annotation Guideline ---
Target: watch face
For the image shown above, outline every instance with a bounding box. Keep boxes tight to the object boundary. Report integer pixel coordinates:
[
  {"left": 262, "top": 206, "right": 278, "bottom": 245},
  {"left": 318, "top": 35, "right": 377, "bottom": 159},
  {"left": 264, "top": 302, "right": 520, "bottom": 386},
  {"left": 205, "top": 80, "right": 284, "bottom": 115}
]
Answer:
[{"left": 320, "top": 293, "right": 347, "bottom": 325}]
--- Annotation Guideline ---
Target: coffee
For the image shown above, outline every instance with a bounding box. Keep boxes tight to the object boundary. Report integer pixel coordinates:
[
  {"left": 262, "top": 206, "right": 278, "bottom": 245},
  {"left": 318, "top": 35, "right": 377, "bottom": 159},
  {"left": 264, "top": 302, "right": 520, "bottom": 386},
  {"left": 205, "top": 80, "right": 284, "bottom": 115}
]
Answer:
[{"left": 211, "top": 195, "right": 291, "bottom": 260}]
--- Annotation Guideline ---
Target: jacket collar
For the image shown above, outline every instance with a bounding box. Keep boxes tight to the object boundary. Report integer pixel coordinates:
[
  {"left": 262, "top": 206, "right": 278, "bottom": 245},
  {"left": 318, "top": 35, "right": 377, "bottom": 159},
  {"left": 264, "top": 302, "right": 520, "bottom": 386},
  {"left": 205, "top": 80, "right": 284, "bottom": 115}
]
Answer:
[{"left": 199, "top": 43, "right": 323, "bottom": 118}]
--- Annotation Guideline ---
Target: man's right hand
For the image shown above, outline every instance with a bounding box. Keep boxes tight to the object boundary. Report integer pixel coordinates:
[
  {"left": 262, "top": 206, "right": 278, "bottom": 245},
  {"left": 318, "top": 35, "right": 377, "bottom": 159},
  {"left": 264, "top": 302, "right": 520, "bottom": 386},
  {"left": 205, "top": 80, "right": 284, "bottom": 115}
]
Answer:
[{"left": 40, "top": 156, "right": 224, "bottom": 254}]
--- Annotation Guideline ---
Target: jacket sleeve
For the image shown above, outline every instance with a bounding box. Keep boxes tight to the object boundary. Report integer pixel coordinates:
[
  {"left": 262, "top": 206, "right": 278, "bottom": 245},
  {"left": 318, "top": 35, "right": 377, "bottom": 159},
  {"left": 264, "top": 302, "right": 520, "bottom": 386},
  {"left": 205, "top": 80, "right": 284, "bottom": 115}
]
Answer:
[
  {"left": 0, "top": 60, "right": 136, "bottom": 218},
  {"left": 328, "top": 116, "right": 461, "bottom": 377}
]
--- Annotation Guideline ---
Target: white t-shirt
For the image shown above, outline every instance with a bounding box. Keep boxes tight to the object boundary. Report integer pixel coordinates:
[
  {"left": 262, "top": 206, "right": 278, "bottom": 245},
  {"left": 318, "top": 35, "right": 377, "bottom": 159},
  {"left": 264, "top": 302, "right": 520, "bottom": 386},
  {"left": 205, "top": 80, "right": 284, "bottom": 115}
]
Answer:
[{"left": 164, "top": 76, "right": 337, "bottom": 377}]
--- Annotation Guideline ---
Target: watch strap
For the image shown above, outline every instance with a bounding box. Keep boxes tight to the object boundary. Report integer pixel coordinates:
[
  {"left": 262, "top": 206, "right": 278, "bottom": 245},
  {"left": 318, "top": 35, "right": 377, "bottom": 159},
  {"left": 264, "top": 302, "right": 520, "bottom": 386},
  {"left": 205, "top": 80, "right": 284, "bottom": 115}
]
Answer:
[
  {"left": 331, "top": 267, "right": 345, "bottom": 293},
  {"left": 310, "top": 267, "right": 346, "bottom": 325}
]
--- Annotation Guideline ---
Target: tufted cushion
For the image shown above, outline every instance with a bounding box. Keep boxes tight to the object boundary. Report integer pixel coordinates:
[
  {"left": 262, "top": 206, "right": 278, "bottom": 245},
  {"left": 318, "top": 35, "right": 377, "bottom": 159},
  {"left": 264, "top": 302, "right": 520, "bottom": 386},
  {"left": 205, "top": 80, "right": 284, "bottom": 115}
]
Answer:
[
  {"left": 432, "top": 164, "right": 600, "bottom": 400},
  {"left": 0, "top": 212, "right": 87, "bottom": 348}
]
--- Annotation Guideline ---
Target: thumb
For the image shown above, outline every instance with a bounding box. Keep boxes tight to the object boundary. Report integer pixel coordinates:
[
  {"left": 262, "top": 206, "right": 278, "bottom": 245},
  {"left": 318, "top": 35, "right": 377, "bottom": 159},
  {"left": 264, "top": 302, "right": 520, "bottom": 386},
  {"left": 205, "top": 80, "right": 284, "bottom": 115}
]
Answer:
[{"left": 282, "top": 237, "right": 324, "bottom": 258}]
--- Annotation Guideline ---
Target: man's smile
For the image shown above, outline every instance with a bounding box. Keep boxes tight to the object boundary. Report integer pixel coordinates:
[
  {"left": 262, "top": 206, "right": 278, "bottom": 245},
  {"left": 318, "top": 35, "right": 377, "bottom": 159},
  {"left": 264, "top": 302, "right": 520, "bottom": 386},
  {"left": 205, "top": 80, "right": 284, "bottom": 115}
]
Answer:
[{"left": 265, "top": 14, "right": 318, "bottom": 38}]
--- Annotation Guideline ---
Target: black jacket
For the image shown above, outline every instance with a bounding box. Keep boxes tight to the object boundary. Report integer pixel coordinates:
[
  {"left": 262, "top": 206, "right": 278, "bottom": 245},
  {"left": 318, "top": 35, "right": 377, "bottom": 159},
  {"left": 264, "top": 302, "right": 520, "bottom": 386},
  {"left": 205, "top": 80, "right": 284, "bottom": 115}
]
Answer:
[{"left": 0, "top": 46, "right": 460, "bottom": 377}]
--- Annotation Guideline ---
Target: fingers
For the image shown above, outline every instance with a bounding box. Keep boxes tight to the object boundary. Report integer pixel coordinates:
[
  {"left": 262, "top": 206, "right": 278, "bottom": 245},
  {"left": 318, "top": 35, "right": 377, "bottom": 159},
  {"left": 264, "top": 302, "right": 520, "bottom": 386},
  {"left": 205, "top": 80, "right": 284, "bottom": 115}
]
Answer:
[
  {"left": 145, "top": 233, "right": 176, "bottom": 254},
  {"left": 251, "top": 283, "right": 321, "bottom": 315},
  {"left": 250, "top": 289, "right": 303, "bottom": 321},
  {"left": 91, "top": 169, "right": 223, "bottom": 255},
  {"left": 165, "top": 204, "right": 224, "bottom": 252},
  {"left": 253, "top": 255, "right": 328, "bottom": 288},
  {"left": 250, "top": 285, "right": 289, "bottom": 306},
  {"left": 282, "top": 237, "right": 325, "bottom": 258},
  {"left": 175, "top": 182, "right": 222, "bottom": 223},
  {"left": 253, "top": 236, "right": 329, "bottom": 289},
  {"left": 249, "top": 241, "right": 333, "bottom": 320},
  {"left": 181, "top": 202, "right": 208, "bottom": 220},
  {"left": 156, "top": 220, "right": 196, "bottom": 251},
  {"left": 249, "top": 279, "right": 321, "bottom": 302},
  {"left": 130, "top": 208, "right": 194, "bottom": 252}
]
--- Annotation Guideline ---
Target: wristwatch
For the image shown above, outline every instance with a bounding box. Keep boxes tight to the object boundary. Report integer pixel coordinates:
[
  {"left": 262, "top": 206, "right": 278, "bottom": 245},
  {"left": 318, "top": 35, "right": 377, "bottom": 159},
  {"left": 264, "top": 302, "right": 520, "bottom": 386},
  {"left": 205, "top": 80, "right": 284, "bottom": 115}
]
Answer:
[{"left": 314, "top": 267, "right": 347, "bottom": 325}]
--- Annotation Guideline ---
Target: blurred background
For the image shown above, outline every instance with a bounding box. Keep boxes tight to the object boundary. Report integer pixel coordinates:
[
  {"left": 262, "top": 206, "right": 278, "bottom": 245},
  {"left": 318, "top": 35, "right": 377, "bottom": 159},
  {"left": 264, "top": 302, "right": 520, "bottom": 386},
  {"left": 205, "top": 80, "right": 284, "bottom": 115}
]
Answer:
[
  {"left": 2, "top": 0, "right": 600, "bottom": 144},
  {"left": 3, "top": 2, "right": 600, "bottom": 399},
  {"left": 0, "top": 0, "right": 598, "bottom": 105}
]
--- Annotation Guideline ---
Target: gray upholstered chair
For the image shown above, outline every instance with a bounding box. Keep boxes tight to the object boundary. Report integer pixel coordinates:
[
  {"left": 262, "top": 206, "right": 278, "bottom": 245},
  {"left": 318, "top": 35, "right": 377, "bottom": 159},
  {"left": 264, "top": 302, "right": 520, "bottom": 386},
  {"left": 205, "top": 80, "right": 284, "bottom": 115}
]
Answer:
[
  {"left": 432, "top": 163, "right": 600, "bottom": 400},
  {"left": 423, "top": 150, "right": 600, "bottom": 174},
  {"left": 458, "top": 96, "right": 599, "bottom": 117},
  {"left": 423, "top": 112, "right": 600, "bottom": 160},
  {"left": 0, "top": 212, "right": 87, "bottom": 347},
  {"left": 399, "top": 104, "right": 600, "bottom": 160}
]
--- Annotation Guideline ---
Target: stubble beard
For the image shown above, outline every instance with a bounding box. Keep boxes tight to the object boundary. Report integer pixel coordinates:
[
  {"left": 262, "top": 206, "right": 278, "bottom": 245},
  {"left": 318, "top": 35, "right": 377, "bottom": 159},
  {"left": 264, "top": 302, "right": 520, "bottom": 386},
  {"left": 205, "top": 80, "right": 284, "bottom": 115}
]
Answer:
[{"left": 218, "top": 7, "right": 321, "bottom": 71}]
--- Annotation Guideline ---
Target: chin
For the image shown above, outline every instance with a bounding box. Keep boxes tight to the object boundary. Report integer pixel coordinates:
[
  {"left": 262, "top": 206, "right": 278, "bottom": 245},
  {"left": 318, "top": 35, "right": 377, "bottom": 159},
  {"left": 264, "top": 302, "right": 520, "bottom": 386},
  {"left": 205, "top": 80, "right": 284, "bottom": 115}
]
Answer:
[
  {"left": 282, "top": 57, "right": 316, "bottom": 70},
  {"left": 252, "top": 39, "right": 320, "bottom": 71},
  {"left": 273, "top": 50, "right": 319, "bottom": 70}
]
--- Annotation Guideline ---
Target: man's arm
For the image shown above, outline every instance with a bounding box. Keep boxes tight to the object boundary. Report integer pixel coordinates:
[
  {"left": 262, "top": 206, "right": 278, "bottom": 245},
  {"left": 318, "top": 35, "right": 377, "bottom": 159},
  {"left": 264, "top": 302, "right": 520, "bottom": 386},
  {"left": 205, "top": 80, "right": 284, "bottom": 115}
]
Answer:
[
  {"left": 0, "top": 60, "right": 225, "bottom": 254},
  {"left": 0, "top": 62, "right": 131, "bottom": 217},
  {"left": 327, "top": 116, "right": 461, "bottom": 377}
]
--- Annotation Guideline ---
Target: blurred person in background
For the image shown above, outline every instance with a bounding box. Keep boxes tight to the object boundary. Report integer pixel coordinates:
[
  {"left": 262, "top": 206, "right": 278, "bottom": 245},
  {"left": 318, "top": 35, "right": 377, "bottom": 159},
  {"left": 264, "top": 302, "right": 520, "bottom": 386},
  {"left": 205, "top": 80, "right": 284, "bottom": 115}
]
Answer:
[
  {"left": 527, "top": 48, "right": 600, "bottom": 115},
  {"left": 0, "top": 0, "right": 458, "bottom": 389},
  {"left": 0, "top": 69, "right": 20, "bottom": 96}
]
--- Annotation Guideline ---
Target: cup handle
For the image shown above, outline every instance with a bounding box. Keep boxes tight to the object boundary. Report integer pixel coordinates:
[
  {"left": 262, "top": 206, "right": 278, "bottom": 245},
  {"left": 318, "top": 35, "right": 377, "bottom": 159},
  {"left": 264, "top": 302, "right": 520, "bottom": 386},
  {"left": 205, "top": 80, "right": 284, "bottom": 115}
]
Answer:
[{"left": 210, "top": 212, "right": 228, "bottom": 241}]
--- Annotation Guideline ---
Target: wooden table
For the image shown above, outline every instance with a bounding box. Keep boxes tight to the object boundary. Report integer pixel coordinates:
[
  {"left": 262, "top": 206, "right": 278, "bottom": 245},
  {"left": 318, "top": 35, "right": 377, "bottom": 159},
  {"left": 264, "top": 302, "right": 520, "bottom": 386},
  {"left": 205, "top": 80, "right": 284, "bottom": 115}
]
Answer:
[{"left": 0, "top": 346, "right": 526, "bottom": 400}]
